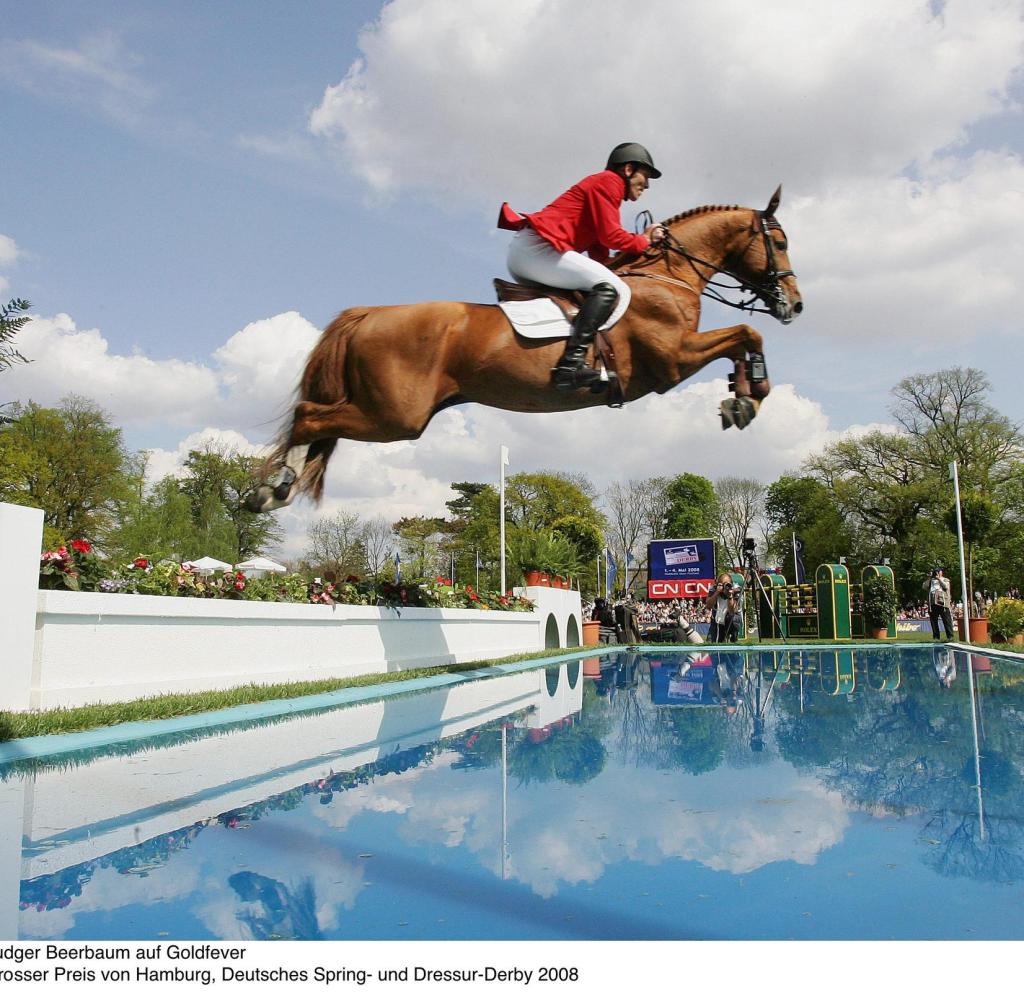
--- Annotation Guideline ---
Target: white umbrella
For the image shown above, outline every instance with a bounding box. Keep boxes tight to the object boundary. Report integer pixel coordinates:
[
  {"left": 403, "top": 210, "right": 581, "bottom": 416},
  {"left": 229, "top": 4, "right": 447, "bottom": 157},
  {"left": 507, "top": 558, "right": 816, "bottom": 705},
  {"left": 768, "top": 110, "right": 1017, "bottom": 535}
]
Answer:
[
  {"left": 185, "top": 555, "right": 233, "bottom": 577},
  {"left": 234, "top": 556, "right": 287, "bottom": 579}
]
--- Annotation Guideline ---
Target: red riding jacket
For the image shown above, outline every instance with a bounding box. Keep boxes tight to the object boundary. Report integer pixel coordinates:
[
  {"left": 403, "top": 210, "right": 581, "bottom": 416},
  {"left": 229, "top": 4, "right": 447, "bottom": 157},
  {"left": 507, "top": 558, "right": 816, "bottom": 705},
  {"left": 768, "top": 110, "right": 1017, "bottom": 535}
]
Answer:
[{"left": 498, "top": 170, "right": 650, "bottom": 264}]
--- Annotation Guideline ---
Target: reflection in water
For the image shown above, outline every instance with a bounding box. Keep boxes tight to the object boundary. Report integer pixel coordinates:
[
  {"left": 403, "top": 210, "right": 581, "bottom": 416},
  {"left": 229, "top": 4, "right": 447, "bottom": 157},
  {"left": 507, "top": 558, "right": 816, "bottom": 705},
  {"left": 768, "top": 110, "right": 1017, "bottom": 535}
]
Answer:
[{"left": 8, "top": 648, "right": 1024, "bottom": 940}]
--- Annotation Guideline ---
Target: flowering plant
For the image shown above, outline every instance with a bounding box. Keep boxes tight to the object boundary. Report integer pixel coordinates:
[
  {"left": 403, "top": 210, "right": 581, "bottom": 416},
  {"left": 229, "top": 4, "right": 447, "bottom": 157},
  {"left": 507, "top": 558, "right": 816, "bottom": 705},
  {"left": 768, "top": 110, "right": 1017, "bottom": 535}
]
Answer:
[{"left": 38, "top": 539, "right": 107, "bottom": 591}]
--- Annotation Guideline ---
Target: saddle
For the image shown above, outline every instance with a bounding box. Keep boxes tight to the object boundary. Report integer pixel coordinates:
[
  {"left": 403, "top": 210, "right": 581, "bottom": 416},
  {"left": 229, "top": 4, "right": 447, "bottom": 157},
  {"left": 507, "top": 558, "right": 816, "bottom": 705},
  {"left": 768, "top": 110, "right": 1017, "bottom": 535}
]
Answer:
[
  {"left": 492, "top": 279, "right": 624, "bottom": 408},
  {"left": 493, "top": 278, "right": 583, "bottom": 323}
]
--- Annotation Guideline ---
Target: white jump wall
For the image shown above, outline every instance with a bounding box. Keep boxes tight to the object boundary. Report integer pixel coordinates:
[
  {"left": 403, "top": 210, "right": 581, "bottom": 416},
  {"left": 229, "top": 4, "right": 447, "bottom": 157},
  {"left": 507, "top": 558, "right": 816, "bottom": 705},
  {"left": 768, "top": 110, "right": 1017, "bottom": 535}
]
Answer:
[{"left": 0, "top": 503, "right": 583, "bottom": 710}]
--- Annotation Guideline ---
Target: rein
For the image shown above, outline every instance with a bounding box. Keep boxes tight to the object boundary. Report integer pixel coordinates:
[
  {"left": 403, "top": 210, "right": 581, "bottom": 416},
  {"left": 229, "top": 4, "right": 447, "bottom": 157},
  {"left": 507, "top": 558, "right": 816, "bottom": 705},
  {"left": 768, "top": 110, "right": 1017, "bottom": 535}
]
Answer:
[{"left": 620, "top": 210, "right": 793, "bottom": 317}]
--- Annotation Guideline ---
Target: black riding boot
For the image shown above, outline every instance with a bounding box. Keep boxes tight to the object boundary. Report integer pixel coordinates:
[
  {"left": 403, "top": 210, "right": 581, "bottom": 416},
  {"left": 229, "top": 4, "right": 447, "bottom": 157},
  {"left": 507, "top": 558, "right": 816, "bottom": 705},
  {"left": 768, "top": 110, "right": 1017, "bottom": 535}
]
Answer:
[{"left": 552, "top": 281, "right": 619, "bottom": 391}]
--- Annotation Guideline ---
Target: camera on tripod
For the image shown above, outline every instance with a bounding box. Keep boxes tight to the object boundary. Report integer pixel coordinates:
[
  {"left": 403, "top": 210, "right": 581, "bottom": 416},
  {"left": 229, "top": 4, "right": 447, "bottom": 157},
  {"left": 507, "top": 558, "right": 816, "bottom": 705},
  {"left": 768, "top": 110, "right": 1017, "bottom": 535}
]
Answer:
[{"left": 742, "top": 537, "right": 757, "bottom": 555}]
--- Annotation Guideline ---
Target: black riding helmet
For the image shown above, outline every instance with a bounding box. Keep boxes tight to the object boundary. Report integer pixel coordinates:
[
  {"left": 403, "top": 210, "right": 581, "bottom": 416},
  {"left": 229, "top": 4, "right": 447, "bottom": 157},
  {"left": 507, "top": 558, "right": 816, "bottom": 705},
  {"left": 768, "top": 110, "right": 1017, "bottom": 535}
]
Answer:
[{"left": 606, "top": 141, "right": 662, "bottom": 179}]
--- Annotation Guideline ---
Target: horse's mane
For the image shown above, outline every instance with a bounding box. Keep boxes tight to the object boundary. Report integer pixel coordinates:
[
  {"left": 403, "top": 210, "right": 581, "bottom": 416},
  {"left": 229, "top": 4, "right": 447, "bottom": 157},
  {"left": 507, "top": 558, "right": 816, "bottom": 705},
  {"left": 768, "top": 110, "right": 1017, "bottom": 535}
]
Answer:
[
  {"left": 659, "top": 204, "right": 742, "bottom": 227},
  {"left": 610, "top": 204, "right": 744, "bottom": 271}
]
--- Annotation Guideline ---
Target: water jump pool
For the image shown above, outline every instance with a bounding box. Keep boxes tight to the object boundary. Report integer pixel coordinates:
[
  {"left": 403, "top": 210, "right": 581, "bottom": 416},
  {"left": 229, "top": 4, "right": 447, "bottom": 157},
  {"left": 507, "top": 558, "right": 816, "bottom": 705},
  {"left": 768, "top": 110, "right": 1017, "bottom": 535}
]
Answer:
[{"left": 5, "top": 645, "right": 1023, "bottom": 940}]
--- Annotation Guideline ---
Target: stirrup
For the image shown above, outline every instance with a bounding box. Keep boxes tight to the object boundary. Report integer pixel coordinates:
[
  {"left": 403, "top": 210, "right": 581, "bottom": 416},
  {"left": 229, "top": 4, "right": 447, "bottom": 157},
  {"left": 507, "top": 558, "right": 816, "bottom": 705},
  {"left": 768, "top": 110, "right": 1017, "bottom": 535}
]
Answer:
[{"left": 552, "top": 363, "right": 601, "bottom": 391}]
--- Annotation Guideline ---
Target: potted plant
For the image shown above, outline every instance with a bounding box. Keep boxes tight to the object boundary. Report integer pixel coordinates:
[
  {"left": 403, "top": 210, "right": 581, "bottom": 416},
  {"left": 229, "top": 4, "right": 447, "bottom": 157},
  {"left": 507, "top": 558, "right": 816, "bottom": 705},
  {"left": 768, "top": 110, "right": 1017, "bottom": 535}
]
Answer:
[
  {"left": 988, "top": 597, "right": 1024, "bottom": 646},
  {"left": 862, "top": 575, "right": 898, "bottom": 639},
  {"left": 506, "top": 528, "right": 557, "bottom": 587}
]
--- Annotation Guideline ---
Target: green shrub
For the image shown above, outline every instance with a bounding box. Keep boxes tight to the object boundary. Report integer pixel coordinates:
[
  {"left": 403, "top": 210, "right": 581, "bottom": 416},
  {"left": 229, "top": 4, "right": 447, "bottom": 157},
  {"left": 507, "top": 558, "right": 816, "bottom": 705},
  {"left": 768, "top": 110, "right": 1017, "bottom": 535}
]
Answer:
[{"left": 988, "top": 598, "right": 1024, "bottom": 642}]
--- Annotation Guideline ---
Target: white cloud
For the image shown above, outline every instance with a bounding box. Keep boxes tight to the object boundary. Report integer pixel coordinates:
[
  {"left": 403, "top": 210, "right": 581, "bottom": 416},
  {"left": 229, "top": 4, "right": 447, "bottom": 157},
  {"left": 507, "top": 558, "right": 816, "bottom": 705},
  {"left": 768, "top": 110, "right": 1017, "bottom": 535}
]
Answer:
[
  {"left": 0, "top": 234, "right": 19, "bottom": 268},
  {"left": 4, "top": 31, "right": 156, "bottom": 127},
  {"left": 0, "top": 233, "right": 20, "bottom": 295},
  {"left": 7, "top": 310, "right": 319, "bottom": 434},
  {"left": 308, "top": 0, "right": 1023, "bottom": 207},
  {"left": 302, "top": 0, "right": 1024, "bottom": 348}
]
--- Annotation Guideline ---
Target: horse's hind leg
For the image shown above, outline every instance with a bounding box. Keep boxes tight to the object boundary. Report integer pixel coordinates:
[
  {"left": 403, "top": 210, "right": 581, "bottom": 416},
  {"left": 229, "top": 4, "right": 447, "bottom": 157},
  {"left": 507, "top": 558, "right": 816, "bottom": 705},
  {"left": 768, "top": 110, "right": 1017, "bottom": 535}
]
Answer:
[{"left": 246, "top": 396, "right": 433, "bottom": 513}]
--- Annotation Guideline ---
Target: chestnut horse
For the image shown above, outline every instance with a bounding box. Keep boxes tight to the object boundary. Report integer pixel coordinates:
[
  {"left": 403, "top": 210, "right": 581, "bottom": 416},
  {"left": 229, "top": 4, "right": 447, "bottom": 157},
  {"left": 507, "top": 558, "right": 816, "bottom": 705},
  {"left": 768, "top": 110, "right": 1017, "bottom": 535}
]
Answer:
[{"left": 247, "top": 187, "right": 802, "bottom": 512}]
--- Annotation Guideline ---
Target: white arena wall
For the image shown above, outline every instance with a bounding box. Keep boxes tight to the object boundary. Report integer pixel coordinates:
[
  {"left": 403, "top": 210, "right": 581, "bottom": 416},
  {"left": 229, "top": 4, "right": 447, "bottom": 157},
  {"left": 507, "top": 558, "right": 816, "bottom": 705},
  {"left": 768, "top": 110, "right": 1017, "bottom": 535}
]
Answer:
[{"left": 0, "top": 503, "right": 583, "bottom": 711}]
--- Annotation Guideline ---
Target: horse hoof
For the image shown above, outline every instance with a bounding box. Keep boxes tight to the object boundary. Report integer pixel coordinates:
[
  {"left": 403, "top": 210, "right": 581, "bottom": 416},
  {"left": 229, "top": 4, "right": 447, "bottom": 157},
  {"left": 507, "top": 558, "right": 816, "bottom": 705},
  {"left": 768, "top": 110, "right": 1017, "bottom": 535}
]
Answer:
[
  {"left": 270, "top": 465, "right": 296, "bottom": 501},
  {"left": 720, "top": 397, "right": 756, "bottom": 430},
  {"left": 720, "top": 399, "right": 736, "bottom": 429},
  {"left": 245, "top": 485, "right": 274, "bottom": 513}
]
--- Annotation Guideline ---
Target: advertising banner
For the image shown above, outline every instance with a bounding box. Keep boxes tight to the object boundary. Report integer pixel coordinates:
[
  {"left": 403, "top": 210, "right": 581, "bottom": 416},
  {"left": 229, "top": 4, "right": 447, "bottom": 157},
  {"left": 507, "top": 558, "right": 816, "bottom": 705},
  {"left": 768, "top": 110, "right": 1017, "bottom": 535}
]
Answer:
[{"left": 647, "top": 538, "right": 717, "bottom": 599}]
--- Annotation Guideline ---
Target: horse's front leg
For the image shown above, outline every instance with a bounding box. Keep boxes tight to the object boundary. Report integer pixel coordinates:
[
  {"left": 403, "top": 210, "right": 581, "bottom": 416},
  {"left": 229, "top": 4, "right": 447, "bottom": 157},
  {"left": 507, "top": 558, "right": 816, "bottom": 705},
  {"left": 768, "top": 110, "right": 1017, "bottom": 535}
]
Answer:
[{"left": 677, "top": 323, "right": 771, "bottom": 430}]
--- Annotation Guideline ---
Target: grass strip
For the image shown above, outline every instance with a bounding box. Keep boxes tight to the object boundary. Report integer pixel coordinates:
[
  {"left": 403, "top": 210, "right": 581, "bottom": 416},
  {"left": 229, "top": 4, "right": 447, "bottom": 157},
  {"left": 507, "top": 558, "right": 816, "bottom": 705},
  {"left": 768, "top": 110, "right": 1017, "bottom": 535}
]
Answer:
[{"left": 0, "top": 646, "right": 599, "bottom": 743}]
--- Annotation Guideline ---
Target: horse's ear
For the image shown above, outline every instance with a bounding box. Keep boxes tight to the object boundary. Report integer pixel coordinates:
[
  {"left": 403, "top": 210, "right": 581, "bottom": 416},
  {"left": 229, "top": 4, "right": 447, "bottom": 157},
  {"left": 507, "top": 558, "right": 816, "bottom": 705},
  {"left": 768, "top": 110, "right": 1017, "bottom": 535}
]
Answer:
[{"left": 765, "top": 185, "right": 782, "bottom": 216}]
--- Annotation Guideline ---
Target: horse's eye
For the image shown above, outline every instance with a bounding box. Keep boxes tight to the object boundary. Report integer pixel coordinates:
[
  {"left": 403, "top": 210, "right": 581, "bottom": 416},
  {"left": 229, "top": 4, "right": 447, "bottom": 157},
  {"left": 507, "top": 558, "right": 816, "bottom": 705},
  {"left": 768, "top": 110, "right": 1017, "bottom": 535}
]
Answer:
[{"left": 774, "top": 239, "right": 787, "bottom": 252}]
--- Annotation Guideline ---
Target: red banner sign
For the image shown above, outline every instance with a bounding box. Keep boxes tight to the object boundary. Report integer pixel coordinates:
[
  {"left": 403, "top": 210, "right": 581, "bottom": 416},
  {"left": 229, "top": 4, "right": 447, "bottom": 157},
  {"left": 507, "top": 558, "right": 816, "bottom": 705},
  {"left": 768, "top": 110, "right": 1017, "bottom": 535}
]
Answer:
[{"left": 648, "top": 579, "right": 716, "bottom": 599}]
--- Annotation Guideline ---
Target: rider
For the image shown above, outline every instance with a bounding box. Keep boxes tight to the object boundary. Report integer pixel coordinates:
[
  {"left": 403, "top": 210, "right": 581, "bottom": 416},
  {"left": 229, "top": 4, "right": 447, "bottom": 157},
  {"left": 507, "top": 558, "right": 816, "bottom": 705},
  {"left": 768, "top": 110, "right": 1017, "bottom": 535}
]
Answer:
[{"left": 498, "top": 142, "right": 666, "bottom": 390}]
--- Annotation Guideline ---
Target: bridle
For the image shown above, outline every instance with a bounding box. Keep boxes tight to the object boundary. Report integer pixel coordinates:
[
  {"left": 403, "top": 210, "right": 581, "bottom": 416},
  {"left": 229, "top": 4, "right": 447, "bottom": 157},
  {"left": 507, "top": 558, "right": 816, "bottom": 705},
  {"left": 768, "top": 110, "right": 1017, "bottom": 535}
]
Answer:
[{"left": 622, "top": 209, "right": 796, "bottom": 317}]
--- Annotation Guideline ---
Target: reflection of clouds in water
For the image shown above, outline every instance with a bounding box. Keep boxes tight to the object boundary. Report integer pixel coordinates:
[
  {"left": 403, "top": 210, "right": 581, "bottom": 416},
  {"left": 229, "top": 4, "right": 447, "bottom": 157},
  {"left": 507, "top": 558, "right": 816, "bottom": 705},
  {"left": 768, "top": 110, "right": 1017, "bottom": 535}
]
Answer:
[
  {"left": 19, "top": 857, "right": 201, "bottom": 938},
  {"left": 300, "top": 748, "right": 850, "bottom": 897},
  {"left": 195, "top": 843, "right": 365, "bottom": 939},
  {"left": 507, "top": 763, "right": 849, "bottom": 894}
]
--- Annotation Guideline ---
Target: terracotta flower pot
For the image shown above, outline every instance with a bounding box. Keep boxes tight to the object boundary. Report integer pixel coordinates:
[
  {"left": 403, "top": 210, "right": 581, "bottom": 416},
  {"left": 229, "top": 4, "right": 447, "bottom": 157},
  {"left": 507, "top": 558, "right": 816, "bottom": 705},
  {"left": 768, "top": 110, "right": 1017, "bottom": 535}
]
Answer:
[
  {"left": 524, "top": 570, "right": 542, "bottom": 587},
  {"left": 552, "top": 575, "right": 565, "bottom": 589},
  {"left": 870, "top": 626, "right": 888, "bottom": 640},
  {"left": 582, "top": 621, "right": 601, "bottom": 646},
  {"left": 958, "top": 617, "right": 989, "bottom": 643}
]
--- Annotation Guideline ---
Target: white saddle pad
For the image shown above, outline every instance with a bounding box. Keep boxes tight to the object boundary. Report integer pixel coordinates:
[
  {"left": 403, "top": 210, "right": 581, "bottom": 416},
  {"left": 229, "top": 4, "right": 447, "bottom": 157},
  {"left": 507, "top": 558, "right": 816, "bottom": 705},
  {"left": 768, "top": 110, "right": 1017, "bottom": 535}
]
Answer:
[{"left": 497, "top": 299, "right": 571, "bottom": 340}]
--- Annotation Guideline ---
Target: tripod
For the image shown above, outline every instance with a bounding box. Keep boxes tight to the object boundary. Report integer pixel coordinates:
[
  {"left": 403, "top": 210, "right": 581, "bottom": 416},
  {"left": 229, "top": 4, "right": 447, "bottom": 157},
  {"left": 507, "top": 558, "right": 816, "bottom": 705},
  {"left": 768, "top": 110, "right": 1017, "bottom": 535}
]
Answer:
[{"left": 741, "top": 545, "right": 788, "bottom": 642}]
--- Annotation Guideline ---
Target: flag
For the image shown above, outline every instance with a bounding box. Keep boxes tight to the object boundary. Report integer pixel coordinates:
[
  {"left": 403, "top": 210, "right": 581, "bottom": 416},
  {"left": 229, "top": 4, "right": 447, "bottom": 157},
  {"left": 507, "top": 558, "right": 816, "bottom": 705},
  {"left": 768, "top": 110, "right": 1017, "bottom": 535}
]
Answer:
[
  {"left": 605, "top": 548, "right": 618, "bottom": 596},
  {"left": 395, "top": 550, "right": 402, "bottom": 584},
  {"left": 793, "top": 535, "right": 806, "bottom": 585}
]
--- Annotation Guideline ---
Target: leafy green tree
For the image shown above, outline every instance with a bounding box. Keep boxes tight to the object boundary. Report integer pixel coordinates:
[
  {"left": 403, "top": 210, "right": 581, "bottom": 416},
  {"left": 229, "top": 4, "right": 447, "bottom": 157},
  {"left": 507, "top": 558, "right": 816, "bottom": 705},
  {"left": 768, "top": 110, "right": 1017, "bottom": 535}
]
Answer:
[
  {"left": 764, "top": 475, "right": 854, "bottom": 583},
  {"left": 505, "top": 471, "right": 602, "bottom": 531},
  {"left": 393, "top": 514, "right": 447, "bottom": 579},
  {"left": 0, "top": 396, "right": 133, "bottom": 548},
  {"left": 106, "top": 460, "right": 199, "bottom": 563},
  {"left": 179, "top": 445, "right": 282, "bottom": 561},
  {"left": 945, "top": 491, "right": 996, "bottom": 610},
  {"left": 662, "top": 472, "right": 717, "bottom": 540},
  {"left": 0, "top": 297, "right": 30, "bottom": 377}
]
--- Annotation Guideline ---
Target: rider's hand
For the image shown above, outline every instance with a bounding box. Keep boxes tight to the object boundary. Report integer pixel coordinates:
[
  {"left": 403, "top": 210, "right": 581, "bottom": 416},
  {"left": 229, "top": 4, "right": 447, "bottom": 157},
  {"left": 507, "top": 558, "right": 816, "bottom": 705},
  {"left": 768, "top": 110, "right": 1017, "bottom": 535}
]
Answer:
[{"left": 645, "top": 224, "right": 666, "bottom": 244}]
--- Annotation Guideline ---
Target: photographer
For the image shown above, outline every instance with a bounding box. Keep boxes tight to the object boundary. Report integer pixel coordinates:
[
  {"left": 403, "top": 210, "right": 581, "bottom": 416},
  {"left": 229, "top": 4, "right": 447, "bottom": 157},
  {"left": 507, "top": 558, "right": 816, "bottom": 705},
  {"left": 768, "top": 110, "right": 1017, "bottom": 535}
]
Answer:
[
  {"left": 705, "top": 573, "right": 741, "bottom": 643},
  {"left": 923, "top": 566, "right": 954, "bottom": 641}
]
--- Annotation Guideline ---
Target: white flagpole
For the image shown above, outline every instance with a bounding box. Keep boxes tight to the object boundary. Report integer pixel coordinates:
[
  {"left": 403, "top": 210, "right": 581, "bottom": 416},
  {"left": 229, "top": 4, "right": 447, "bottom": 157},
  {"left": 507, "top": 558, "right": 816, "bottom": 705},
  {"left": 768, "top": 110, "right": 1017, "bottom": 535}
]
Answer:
[
  {"left": 950, "top": 460, "right": 971, "bottom": 642},
  {"left": 596, "top": 552, "right": 601, "bottom": 599},
  {"left": 500, "top": 445, "right": 509, "bottom": 594}
]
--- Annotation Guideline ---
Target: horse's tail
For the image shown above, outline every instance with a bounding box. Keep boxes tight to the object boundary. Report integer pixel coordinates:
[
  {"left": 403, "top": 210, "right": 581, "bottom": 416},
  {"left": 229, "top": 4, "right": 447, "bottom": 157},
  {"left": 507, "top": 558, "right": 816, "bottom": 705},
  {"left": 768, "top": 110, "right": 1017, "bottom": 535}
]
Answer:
[{"left": 262, "top": 308, "right": 368, "bottom": 504}]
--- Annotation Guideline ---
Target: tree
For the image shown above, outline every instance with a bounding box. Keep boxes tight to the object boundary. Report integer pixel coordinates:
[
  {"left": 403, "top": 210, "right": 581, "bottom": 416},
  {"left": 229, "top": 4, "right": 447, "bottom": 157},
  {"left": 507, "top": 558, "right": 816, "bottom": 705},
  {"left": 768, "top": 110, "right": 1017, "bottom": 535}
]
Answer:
[
  {"left": 361, "top": 515, "right": 395, "bottom": 580},
  {"left": 945, "top": 492, "right": 996, "bottom": 612},
  {"left": 892, "top": 367, "right": 1022, "bottom": 492},
  {"left": 0, "top": 297, "right": 30, "bottom": 378},
  {"left": 505, "top": 471, "right": 602, "bottom": 531},
  {"left": 603, "top": 479, "right": 646, "bottom": 590},
  {"left": 764, "top": 475, "right": 854, "bottom": 584},
  {"left": 179, "top": 444, "right": 283, "bottom": 561},
  {"left": 662, "top": 473, "right": 718, "bottom": 541},
  {"left": 302, "top": 509, "right": 367, "bottom": 579},
  {"left": 714, "top": 476, "right": 764, "bottom": 568},
  {"left": 393, "top": 515, "right": 447, "bottom": 579},
  {"left": 105, "top": 456, "right": 198, "bottom": 563},
  {"left": 0, "top": 396, "right": 133, "bottom": 548}
]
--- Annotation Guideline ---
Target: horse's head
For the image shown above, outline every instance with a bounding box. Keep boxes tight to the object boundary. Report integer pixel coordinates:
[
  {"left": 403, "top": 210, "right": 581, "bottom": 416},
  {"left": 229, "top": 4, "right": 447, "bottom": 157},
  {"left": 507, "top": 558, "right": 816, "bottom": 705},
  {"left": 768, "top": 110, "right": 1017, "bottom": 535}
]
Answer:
[{"left": 730, "top": 186, "right": 803, "bottom": 325}]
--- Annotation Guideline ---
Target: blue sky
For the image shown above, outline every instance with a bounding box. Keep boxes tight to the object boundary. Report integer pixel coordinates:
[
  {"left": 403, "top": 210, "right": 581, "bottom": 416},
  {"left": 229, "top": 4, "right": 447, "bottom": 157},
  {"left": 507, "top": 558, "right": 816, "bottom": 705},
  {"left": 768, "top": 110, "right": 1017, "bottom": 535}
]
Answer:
[{"left": 3, "top": 0, "right": 1023, "bottom": 556}]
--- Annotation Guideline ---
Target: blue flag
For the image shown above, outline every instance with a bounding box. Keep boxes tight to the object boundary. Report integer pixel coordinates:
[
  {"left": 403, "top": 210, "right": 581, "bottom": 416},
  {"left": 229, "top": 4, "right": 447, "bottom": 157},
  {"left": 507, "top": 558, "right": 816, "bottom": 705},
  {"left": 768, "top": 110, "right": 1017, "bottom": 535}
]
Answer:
[
  {"left": 793, "top": 535, "right": 806, "bottom": 585},
  {"left": 605, "top": 548, "right": 618, "bottom": 596},
  {"left": 395, "top": 550, "right": 402, "bottom": 584}
]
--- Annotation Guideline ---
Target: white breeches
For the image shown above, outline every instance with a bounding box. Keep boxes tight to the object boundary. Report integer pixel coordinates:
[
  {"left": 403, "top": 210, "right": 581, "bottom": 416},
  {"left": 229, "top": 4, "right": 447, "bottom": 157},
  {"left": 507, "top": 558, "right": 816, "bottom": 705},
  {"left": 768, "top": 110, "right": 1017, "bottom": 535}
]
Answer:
[{"left": 506, "top": 227, "right": 631, "bottom": 329}]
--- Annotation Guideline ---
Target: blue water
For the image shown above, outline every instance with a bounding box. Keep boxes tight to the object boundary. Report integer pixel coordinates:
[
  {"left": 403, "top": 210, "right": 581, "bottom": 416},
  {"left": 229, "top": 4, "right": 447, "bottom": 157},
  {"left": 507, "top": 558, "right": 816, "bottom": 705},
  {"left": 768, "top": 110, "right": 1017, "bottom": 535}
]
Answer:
[{"left": 7, "top": 645, "right": 1024, "bottom": 940}]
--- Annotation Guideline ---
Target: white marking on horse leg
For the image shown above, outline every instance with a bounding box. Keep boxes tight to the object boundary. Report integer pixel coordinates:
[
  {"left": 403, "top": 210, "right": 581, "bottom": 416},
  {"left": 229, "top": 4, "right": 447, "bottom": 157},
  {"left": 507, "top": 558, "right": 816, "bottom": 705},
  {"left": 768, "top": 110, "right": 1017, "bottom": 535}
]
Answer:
[{"left": 284, "top": 445, "right": 308, "bottom": 478}]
